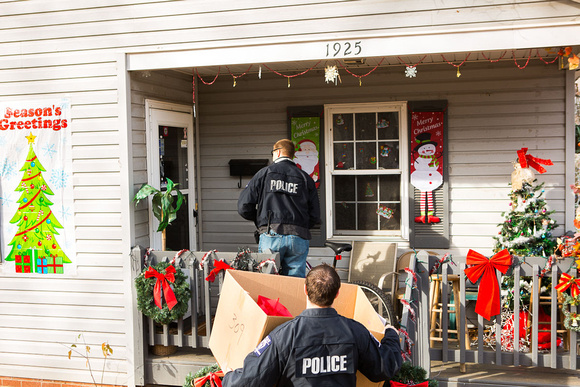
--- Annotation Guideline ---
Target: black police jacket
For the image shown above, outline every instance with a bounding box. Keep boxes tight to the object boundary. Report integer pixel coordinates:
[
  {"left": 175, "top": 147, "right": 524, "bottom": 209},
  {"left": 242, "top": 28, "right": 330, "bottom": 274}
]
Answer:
[
  {"left": 222, "top": 308, "right": 402, "bottom": 387},
  {"left": 237, "top": 158, "right": 321, "bottom": 236}
]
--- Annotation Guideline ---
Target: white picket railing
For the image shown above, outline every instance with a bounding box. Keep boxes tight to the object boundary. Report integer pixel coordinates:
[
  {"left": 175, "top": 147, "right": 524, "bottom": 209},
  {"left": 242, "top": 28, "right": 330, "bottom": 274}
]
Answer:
[
  {"left": 399, "top": 251, "right": 579, "bottom": 375},
  {"left": 130, "top": 246, "right": 280, "bottom": 350}
]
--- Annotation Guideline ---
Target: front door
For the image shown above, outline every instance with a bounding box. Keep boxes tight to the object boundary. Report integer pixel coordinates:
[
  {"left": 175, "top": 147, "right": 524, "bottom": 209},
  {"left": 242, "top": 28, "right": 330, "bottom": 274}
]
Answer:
[{"left": 146, "top": 100, "right": 197, "bottom": 251}]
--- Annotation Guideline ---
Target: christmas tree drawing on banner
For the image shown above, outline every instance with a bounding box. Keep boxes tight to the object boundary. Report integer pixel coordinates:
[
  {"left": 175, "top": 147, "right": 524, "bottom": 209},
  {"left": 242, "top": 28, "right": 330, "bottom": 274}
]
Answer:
[
  {"left": 493, "top": 148, "right": 558, "bottom": 257},
  {"left": 4, "top": 133, "right": 71, "bottom": 274}
]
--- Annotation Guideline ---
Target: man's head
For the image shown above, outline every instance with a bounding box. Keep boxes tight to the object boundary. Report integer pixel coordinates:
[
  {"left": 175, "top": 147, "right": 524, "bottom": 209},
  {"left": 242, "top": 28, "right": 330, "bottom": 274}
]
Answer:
[
  {"left": 305, "top": 264, "right": 341, "bottom": 307},
  {"left": 272, "top": 139, "right": 296, "bottom": 160}
]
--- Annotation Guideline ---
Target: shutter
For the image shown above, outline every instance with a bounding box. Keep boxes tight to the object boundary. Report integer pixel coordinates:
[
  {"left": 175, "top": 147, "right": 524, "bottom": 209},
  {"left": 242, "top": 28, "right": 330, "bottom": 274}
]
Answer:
[
  {"left": 408, "top": 100, "right": 449, "bottom": 249},
  {"left": 287, "top": 106, "right": 325, "bottom": 247}
]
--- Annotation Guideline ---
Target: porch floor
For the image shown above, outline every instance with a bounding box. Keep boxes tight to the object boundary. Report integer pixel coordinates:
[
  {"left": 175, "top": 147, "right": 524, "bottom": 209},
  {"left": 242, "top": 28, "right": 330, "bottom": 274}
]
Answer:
[{"left": 431, "top": 360, "right": 580, "bottom": 387}]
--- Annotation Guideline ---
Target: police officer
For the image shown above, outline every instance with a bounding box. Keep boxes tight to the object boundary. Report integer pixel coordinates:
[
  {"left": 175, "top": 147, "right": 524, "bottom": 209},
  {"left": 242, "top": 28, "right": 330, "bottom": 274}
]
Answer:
[
  {"left": 222, "top": 264, "right": 402, "bottom": 386},
  {"left": 238, "top": 139, "right": 321, "bottom": 277}
]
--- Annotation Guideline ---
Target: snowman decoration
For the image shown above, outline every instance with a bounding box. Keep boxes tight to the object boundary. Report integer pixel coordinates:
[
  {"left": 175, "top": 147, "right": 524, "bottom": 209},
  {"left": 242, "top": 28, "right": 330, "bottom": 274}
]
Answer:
[{"left": 411, "top": 132, "right": 442, "bottom": 223}]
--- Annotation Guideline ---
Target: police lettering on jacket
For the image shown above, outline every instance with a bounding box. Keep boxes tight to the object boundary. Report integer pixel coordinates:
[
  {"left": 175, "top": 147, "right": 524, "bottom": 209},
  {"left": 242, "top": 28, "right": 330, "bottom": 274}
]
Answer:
[
  {"left": 300, "top": 355, "right": 348, "bottom": 376},
  {"left": 268, "top": 179, "right": 299, "bottom": 195}
]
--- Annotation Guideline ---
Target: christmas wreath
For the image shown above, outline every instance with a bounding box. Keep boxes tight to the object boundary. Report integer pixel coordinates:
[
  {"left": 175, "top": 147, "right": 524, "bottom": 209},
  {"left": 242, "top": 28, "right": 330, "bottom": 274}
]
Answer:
[
  {"left": 135, "top": 261, "right": 191, "bottom": 325},
  {"left": 388, "top": 362, "right": 438, "bottom": 387},
  {"left": 561, "top": 293, "right": 580, "bottom": 332},
  {"left": 184, "top": 363, "right": 223, "bottom": 387}
]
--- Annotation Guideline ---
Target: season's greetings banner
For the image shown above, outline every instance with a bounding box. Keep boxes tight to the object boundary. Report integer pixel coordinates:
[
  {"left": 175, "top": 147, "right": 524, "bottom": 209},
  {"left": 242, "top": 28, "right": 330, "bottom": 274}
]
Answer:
[{"left": 0, "top": 99, "right": 76, "bottom": 275}]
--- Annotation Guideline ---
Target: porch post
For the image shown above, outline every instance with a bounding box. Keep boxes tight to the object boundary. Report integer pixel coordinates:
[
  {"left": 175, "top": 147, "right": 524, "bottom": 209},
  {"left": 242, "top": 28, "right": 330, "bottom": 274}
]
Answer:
[{"left": 416, "top": 250, "right": 431, "bottom": 375}]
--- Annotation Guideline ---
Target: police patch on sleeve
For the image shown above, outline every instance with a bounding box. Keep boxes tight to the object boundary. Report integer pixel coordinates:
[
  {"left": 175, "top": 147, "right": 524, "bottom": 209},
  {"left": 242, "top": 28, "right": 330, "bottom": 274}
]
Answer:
[{"left": 253, "top": 335, "right": 272, "bottom": 357}]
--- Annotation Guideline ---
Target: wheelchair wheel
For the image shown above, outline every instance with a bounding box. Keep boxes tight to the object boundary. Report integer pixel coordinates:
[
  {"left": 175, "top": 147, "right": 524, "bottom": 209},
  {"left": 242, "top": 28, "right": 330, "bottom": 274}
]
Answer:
[{"left": 350, "top": 280, "right": 398, "bottom": 327}]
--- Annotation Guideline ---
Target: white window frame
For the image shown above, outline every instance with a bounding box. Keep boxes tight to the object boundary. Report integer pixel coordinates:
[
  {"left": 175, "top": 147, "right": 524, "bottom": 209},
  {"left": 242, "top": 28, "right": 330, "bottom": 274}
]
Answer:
[{"left": 323, "top": 102, "right": 409, "bottom": 240}]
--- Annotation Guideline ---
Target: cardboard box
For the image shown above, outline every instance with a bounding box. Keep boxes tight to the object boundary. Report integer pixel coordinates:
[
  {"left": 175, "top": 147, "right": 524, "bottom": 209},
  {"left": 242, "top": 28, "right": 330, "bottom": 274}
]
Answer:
[{"left": 209, "top": 270, "right": 386, "bottom": 386}]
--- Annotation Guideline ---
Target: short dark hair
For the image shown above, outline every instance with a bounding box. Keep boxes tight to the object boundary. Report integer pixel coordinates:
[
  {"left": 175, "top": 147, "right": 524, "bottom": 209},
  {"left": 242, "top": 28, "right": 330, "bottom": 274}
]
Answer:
[
  {"left": 305, "top": 264, "right": 341, "bottom": 307},
  {"left": 274, "top": 139, "right": 296, "bottom": 159}
]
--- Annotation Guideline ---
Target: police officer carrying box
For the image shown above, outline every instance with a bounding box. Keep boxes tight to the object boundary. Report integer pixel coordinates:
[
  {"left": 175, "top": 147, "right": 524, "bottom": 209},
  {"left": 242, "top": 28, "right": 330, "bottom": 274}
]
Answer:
[
  {"left": 222, "top": 264, "right": 403, "bottom": 386},
  {"left": 238, "top": 139, "right": 321, "bottom": 277}
]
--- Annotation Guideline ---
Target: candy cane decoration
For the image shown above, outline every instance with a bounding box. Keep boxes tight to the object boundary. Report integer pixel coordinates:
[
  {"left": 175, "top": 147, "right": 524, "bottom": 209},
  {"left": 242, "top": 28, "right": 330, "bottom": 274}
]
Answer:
[
  {"left": 199, "top": 249, "right": 218, "bottom": 269},
  {"left": 404, "top": 267, "right": 418, "bottom": 289},
  {"left": 539, "top": 255, "right": 554, "bottom": 277},
  {"left": 257, "top": 259, "right": 279, "bottom": 274},
  {"left": 170, "top": 249, "right": 189, "bottom": 265},
  {"left": 143, "top": 247, "right": 154, "bottom": 267},
  {"left": 400, "top": 299, "right": 416, "bottom": 322},
  {"left": 429, "top": 253, "right": 455, "bottom": 276},
  {"left": 399, "top": 328, "right": 413, "bottom": 361}
]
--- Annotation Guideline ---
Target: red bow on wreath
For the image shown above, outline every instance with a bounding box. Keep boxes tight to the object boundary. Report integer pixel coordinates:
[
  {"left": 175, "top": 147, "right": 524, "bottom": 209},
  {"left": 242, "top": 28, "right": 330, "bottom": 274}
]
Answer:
[
  {"left": 517, "top": 147, "right": 553, "bottom": 174},
  {"left": 464, "top": 249, "right": 512, "bottom": 320},
  {"left": 205, "top": 259, "right": 234, "bottom": 282},
  {"left": 194, "top": 371, "right": 224, "bottom": 387},
  {"left": 390, "top": 381, "right": 429, "bottom": 387},
  {"left": 144, "top": 265, "right": 178, "bottom": 310},
  {"left": 555, "top": 273, "right": 580, "bottom": 298}
]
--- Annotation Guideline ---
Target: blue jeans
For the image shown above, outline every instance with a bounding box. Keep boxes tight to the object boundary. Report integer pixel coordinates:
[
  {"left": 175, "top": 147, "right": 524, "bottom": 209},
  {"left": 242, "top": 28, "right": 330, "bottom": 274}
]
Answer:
[{"left": 259, "top": 232, "right": 309, "bottom": 278}]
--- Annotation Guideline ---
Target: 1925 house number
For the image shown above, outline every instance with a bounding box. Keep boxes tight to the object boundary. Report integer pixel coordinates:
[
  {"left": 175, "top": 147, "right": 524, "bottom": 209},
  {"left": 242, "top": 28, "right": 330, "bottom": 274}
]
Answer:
[{"left": 326, "top": 41, "right": 362, "bottom": 57}]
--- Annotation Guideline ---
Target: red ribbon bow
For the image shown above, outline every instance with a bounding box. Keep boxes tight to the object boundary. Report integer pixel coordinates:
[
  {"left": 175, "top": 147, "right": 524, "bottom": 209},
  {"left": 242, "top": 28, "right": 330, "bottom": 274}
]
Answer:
[
  {"left": 144, "top": 265, "right": 178, "bottom": 310},
  {"left": 390, "top": 381, "right": 429, "bottom": 387},
  {"left": 464, "top": 249, "right": 512, "bottom": 320},
  {"left": 205, "top": 260, "right": 234, "bottom": 282},
  {"left": 555, "top": 273, "right": 580, "bottom": 298},
  {"left": 194, "top": 371, "right": 224, "bottom": 387},
  {"left": 517, "top": 147, "right": 553, "bottom": 174}
]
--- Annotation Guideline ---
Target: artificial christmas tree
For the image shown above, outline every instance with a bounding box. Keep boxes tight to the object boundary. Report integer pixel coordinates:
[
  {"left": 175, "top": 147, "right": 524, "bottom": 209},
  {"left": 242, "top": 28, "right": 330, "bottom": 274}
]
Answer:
[
  {"left": 5, "top": 133, "right": 71, "bottom": 273},
  {"left": 493, "top": 148, "right": 557, "bottom": 257}
]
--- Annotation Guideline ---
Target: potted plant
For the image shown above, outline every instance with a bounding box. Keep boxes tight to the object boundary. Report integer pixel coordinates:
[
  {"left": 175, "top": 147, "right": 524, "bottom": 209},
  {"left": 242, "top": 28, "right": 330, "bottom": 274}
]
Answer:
[{"left": 133, "top": 177, "right": 185, "bottom": 250}]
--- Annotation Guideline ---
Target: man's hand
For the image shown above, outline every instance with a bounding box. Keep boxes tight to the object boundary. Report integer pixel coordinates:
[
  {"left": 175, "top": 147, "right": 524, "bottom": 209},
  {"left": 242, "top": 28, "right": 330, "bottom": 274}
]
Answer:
[{"left": 385, "top": 324, "right": 399, "bottom": 334}]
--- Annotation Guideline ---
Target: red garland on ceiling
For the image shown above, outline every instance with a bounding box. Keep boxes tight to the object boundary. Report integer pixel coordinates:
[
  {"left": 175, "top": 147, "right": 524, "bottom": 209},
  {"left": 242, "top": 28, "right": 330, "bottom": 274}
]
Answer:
[
  {"left": 336, "top": 57, "right": 385, "bottom": 86},
  {"left": 226, "top": 65, "right": 253, "bottom": 87},
  {"left": 261, "top": 60, "right": 322, "bottom": 87},
  {"left": 513, "top": 49, "right": 532, "bottom": 70},
  {"left": 480, "top": 51, "right": 507, "bottom": 62}
]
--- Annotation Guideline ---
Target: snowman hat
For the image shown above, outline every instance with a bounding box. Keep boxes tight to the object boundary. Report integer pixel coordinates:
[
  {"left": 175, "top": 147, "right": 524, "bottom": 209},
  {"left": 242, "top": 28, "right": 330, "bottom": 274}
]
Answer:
[{"left": 413, "top": 132, "right": 437, "bottom": 151}]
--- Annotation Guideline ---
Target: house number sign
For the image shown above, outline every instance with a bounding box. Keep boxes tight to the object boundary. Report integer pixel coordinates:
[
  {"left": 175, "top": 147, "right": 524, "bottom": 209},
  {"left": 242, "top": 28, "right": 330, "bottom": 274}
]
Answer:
[{"left": 326, "top": 41, "right": 362, "bottom": 57}]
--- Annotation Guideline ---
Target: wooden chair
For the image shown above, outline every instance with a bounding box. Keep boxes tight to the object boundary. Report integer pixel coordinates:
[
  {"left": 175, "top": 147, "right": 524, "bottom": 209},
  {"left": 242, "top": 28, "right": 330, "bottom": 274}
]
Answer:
[{"left": 347, "top": 241, "right": 398, "bottom": 298}]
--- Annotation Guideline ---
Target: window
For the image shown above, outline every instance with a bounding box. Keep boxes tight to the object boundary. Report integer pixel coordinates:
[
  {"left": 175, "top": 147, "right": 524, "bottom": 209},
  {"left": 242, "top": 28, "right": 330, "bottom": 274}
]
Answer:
[{"left": 324, "top": 102, "right": 409, "bottom": 239}]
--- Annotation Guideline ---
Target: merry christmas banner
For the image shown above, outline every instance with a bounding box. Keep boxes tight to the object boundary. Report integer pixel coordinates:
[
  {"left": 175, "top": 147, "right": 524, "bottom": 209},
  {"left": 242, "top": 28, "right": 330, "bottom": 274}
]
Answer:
[{"left": 0, "top": 98, "right": 76, "bottom": 275}]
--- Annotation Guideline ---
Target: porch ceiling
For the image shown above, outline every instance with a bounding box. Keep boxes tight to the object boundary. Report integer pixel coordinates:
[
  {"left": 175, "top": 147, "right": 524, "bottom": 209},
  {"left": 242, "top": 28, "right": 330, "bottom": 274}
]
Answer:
[{"left": 186, "top": 48, "right": 572, "bottom": 76}]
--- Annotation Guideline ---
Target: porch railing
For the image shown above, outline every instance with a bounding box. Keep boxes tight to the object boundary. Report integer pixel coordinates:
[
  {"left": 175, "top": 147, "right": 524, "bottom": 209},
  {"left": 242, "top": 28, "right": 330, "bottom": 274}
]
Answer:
[
  {"left": 400, "top": 251, "right": 579, "bottom": 375},
  {"left": 129, "top": 246, "right": 279, "bottom": 359}
]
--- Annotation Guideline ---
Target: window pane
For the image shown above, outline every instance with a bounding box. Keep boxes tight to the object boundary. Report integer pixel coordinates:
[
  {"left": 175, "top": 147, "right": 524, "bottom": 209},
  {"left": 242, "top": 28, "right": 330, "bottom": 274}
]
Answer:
[
  {"left": 355, "top": 113, "right": 376, "bottom": 140},
  {"left": 335, "top": 201, "right": 355, "bottom": 230},
  {"left": 160, "top": 126, "right": 189, "bottom": 190},
  {"left": 335, "top": 175, "right": 355, "bottom": 201},
  {"left": 357, "top": 176, "right": 377, "bottom": 202},
  {"left": 334, "top": 143, "right": 353, "bottom": 170},
  {"left": 378, "top": 203, "right": 401, "bottom": 230},
  {"left": 355, "top": 142, "right": 377, "bottom": 170},
  {"left": 333, "top": 113, "right": 353, "bottom": 141},
  {"left": 379, "top": 175, "right": 401, "bottom": 202},
  {"left": 378, "top": 142, "right": 399, "bottom": 169},
  {"left": 357, "top": 203, "right": 378, "bottom": 230},
  {"left": 377, "top": 112, "right": 399, "bottom": 140}
]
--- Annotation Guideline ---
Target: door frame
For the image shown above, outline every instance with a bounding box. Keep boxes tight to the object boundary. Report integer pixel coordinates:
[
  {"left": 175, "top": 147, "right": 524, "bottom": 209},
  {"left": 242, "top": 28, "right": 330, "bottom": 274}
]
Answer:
[{"left": 145, "top": 99, "right": 197, "bottom": 250}]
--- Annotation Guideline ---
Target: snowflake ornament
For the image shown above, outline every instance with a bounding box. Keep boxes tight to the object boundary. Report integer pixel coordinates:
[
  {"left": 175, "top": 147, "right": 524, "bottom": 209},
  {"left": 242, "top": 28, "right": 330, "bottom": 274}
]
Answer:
[
  {"left": 325, "top": 65, "right": 340, "bottom": 85},
  {"left": 405, "top": 66, "right": 417, "bottom": 78}
]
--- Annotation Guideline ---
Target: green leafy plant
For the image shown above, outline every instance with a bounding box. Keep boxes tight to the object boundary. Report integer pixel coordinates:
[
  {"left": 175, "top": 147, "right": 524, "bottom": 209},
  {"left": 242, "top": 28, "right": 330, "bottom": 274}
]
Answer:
[
  {"left": 133, "top": 177, "right": 185, "bottom": 250},
  {"left": 66, "top": 333, "right": 113, "bottom": 387}
]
